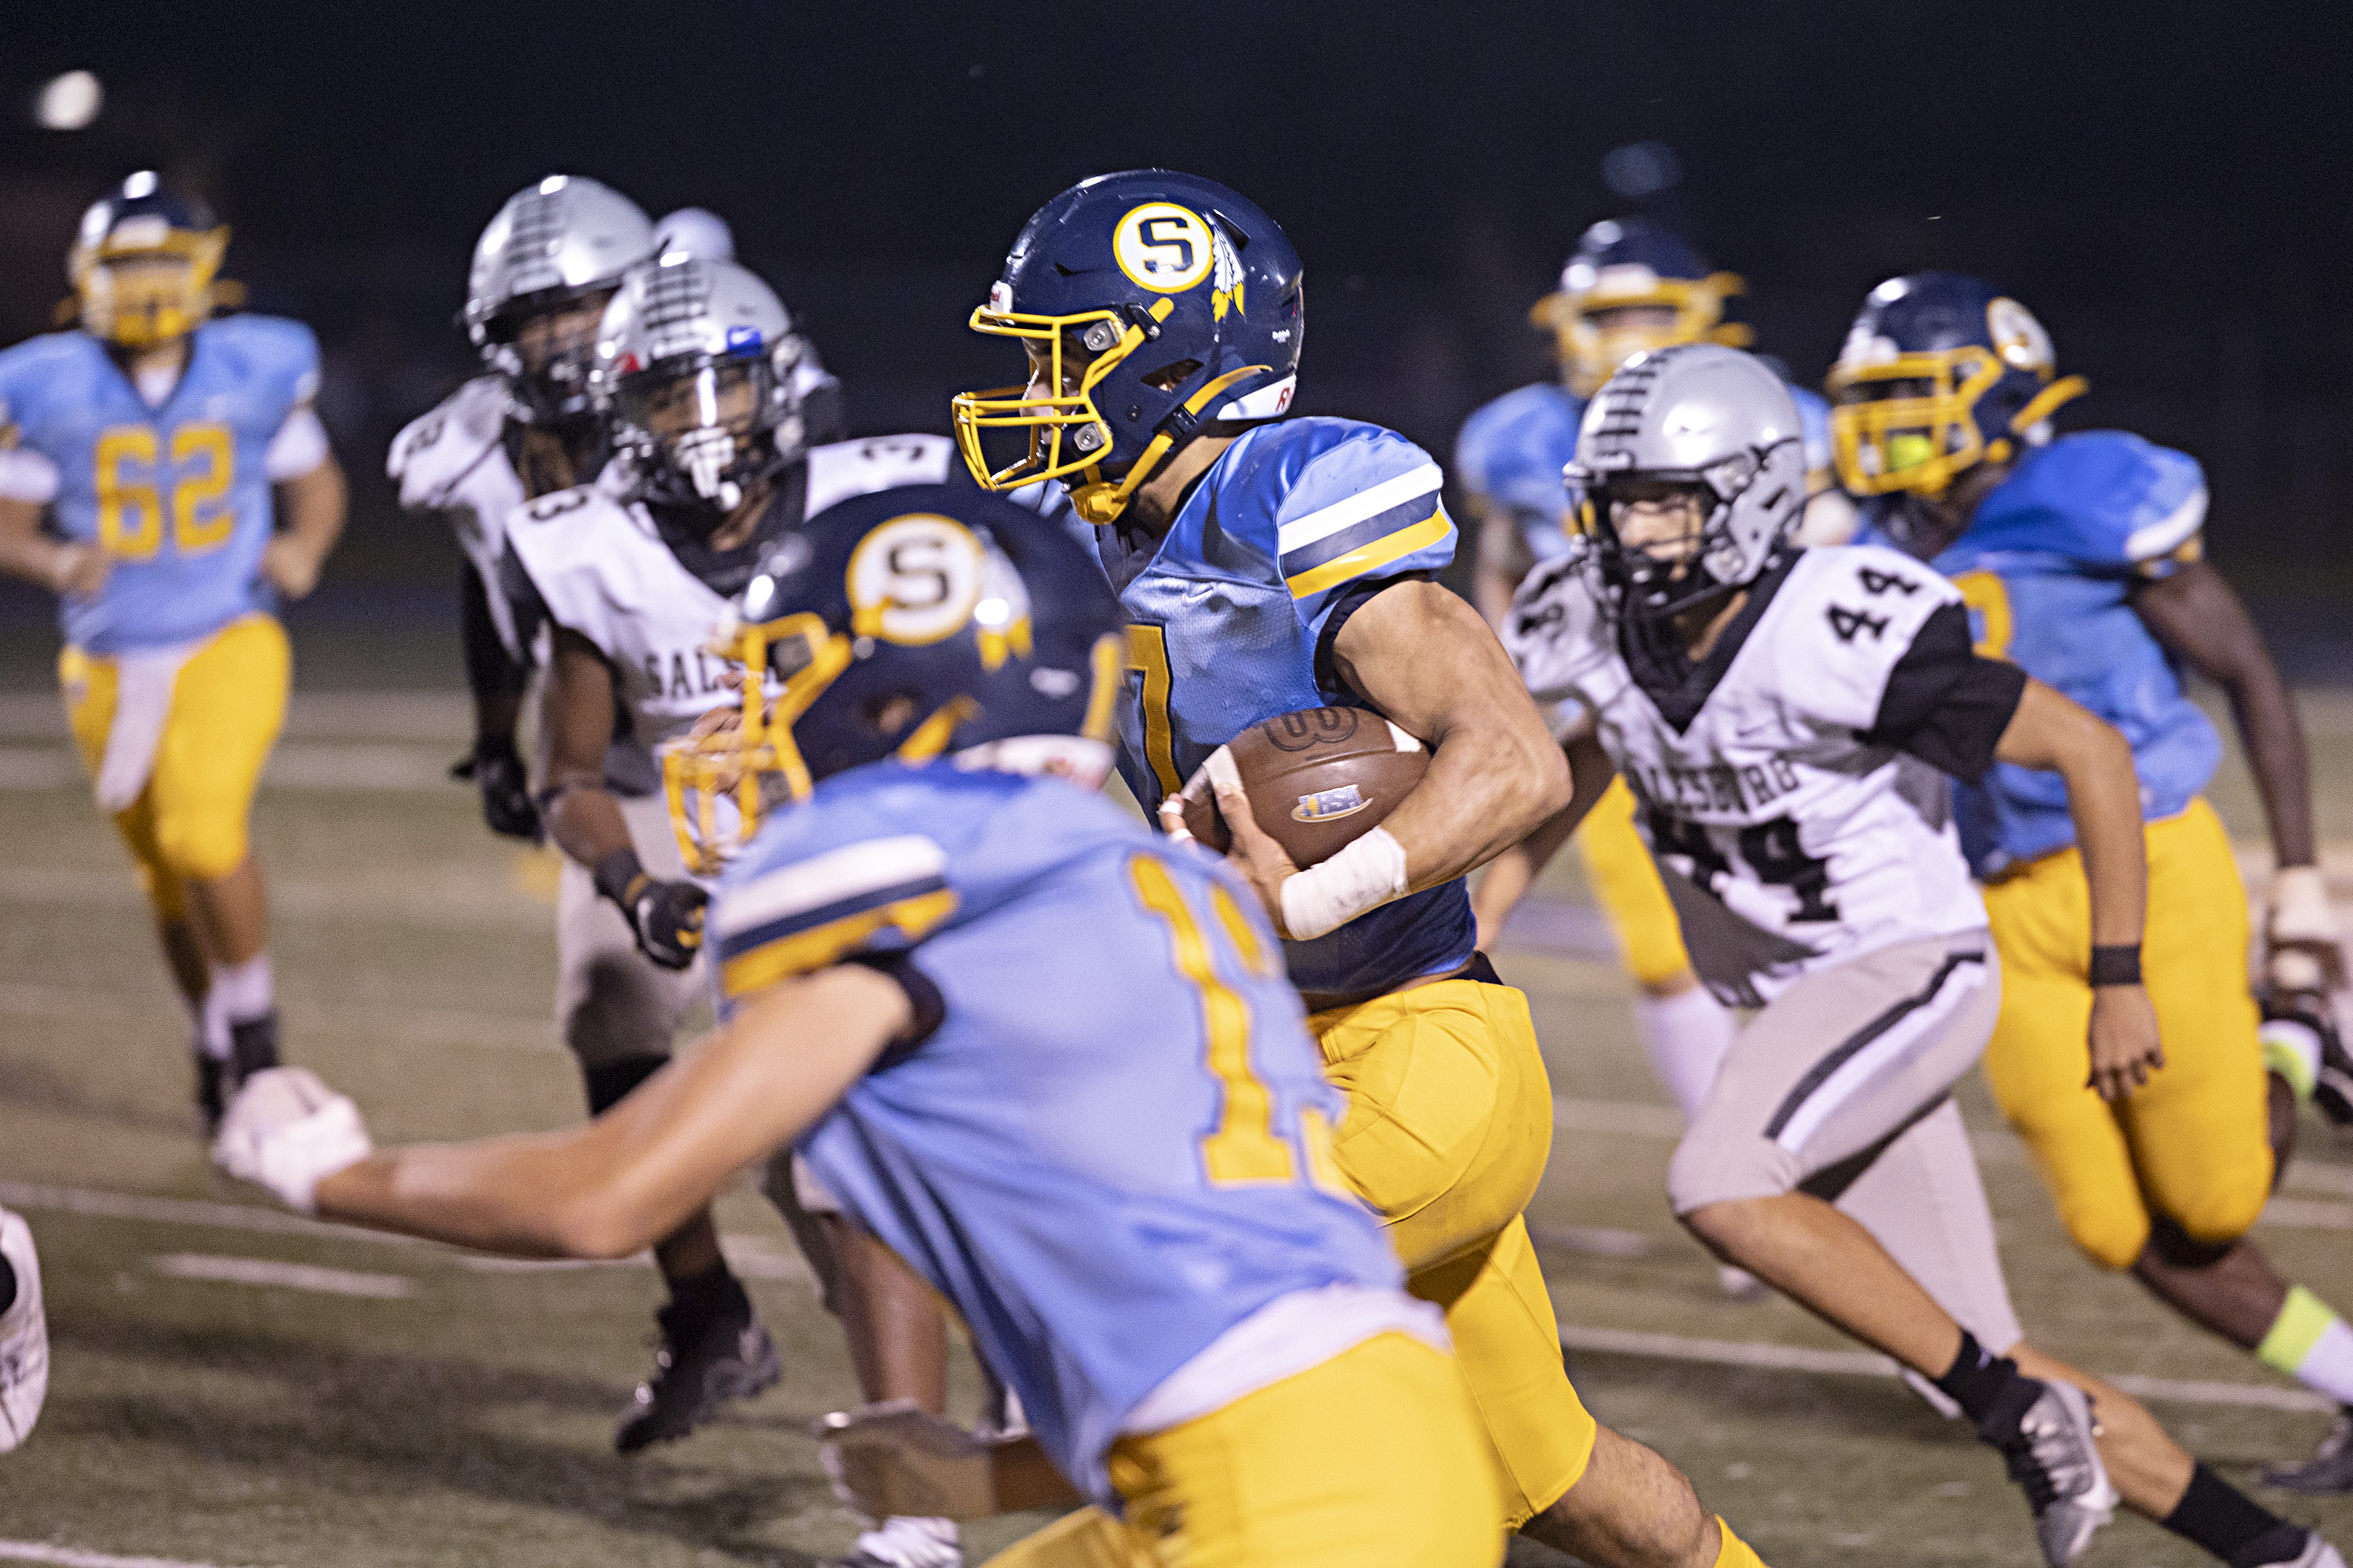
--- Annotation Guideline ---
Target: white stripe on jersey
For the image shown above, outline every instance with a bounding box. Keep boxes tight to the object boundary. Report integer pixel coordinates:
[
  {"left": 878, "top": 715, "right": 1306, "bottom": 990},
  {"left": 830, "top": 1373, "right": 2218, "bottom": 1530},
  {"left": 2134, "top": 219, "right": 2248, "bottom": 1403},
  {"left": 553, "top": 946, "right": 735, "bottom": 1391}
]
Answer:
[
  {"left": 715, "top": 835, "right": 947, "bottom": 940},
  {"left": 1274, "top": 461, "right": 1444, "bottom": 554},
  {"left": 2123, "top": 485, "right": 2208, "bottom": 562}
]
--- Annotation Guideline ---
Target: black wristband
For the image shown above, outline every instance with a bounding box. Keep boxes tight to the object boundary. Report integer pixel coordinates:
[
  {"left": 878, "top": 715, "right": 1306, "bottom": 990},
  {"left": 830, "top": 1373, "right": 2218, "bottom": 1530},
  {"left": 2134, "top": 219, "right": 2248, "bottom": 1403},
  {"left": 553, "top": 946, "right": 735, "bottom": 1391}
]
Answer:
[
  {"left": 591, "top": 847, "right": 650, "bottom": 908},
  {"left": 2089, "top": 944, "right": 2143, "bottom": 986}
]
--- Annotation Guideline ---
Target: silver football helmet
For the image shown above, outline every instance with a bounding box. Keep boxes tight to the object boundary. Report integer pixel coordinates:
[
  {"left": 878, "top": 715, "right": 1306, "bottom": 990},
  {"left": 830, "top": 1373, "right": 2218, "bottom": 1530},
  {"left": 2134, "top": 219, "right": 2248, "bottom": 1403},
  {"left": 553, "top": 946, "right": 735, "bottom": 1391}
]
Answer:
[
  {"left": 652, "top": 206, "right": 735, "bottom": 264},
  {"left": 1568, "top": 342, "right": 1808, "bottom": 620},
  {"left": 590, "top": 255, "right": 811, "bottom": 513},
  {"left": 464, "top": 175, "right": 654, "bottom": 422}
]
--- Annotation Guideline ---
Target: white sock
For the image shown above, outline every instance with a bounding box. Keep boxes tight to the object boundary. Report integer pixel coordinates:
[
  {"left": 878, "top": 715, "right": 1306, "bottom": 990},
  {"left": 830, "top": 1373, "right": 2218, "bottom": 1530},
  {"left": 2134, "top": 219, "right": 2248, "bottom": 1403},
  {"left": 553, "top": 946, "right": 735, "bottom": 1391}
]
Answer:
[
  {"left": 1635, "top": 985, "right": 1736, "bottom": 1119},
  {"left": 2261, "top": 1286, "right": 2353, "bottom": 1405},
  {"left": 201, "top": 954, "right": 273, "bottom": 1059},
  {"left": 852, "top": 1515, "right": 960, "bottom": 1568}
]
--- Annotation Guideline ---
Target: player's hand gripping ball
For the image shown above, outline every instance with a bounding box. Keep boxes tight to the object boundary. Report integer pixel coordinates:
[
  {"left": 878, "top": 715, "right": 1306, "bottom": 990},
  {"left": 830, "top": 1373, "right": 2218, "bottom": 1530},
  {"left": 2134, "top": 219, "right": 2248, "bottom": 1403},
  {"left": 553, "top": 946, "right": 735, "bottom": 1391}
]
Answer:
[
  {"left": 212, "top": 1067, "right": 374, "bottom": 1214},
  {"left": 1169, "top": 705, "right": 1428, "bottom": 865}
]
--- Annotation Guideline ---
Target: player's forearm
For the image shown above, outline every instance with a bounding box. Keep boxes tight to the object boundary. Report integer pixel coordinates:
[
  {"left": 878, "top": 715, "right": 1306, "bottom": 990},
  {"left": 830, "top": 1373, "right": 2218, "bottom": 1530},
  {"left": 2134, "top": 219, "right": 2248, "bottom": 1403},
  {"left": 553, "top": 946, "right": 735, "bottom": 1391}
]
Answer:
[
  {"left": 0, "top": 501, "right": 77, "bottom": 591},
  {"left": 1996, "top": 680, "right": 2148, "bottom": 947},
  {"left": 276, "top": 457, "right": 348, "bottom": 563},
  {"left": 1382, "top": 718, "right": 1572, "bottom": 894},
  {"left": 318, "top": 1127, "right": 645, "bottom": 1260},
  {"left": 545, "top": 778, "right": 635, "bottom": 869},
  {"left": 2220, "top": 656, "right": 2318, "bottom": 871}
]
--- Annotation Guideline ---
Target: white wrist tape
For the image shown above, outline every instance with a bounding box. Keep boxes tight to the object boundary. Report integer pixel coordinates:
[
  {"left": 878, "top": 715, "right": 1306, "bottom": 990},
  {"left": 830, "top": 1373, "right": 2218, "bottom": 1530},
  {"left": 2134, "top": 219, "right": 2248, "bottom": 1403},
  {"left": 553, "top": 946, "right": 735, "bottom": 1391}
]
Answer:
[
  {"left": 2273, "top": 866, "right": 2340, "bottom": 943},
  {"left": 1280, "top": 827, "right": 1409, "bottom": 941}
]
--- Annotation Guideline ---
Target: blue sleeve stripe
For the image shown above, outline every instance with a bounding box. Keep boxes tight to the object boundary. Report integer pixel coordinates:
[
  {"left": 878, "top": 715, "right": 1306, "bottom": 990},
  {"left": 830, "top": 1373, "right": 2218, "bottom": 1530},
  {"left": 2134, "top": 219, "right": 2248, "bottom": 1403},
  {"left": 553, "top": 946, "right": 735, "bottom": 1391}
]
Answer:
[
  {"left": 1279, "top": 493, "right": 1444, "bottom": 579},
  {"left": 1274, "top": 461, "right": 1443, "bottom": 556},
  {"left": 716, "top": 874, "right": 951, "bottom": 964}
]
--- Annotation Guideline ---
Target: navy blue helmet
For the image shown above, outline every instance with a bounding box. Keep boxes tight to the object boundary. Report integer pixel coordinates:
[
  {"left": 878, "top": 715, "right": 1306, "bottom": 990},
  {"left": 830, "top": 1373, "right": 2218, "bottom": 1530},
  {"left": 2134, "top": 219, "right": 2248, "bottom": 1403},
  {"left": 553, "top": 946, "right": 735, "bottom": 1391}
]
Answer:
[
  {"left": 1826, "top": 271, "right": 2086, "bottom": 498},
  {"left": 663, "top": 485, "right": 1125, "bottom": 871},
  {"left": 1533, "top": 217, "right": 1749, "bottom": 396},
  {"left": 66, "top": 171, "right": 233, "bottom": 347},
  {"left": 952, "top": 170, "right": 1305, "bottom": 525}
]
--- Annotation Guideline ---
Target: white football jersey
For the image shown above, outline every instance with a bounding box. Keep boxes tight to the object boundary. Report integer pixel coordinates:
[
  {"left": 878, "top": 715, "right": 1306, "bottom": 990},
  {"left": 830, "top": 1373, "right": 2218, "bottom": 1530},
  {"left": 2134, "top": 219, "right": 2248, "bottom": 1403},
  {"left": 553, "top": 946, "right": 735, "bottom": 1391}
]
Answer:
[
  {"left": 388, "top": 377, "right": 532, "bottom": 657},
  {"left": 1506, "top": 544, "right": 1988, "bottom": 1006},
  {"left": 504, "top": 434, "right": 955, "bottom": 785}
]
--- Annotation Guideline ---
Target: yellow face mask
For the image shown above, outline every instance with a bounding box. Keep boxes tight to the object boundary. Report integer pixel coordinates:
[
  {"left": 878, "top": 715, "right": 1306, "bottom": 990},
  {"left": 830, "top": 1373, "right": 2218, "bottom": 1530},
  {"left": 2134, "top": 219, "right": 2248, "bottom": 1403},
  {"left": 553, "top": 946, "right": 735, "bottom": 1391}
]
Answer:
[
  {"left": 1532, "top": 270, "right": 1751, "bottom": 397},
  {"left": 661, "top": 613, "right": 853, "bottom": 876},
  {"left": 1826, "top": 348, "right": 2089, "bottom": 498},
  {"left": 70, "top": 225, "right": 230, "bottom": 348}
]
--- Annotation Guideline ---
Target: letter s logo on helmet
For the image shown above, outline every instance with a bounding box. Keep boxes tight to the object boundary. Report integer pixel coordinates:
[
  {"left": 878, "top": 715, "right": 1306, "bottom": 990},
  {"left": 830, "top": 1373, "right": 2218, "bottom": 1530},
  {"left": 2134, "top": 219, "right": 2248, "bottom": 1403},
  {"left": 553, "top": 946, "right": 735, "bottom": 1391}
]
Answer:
[{"left": 952, "top": 170, "right": 1305, "bottom": 526}]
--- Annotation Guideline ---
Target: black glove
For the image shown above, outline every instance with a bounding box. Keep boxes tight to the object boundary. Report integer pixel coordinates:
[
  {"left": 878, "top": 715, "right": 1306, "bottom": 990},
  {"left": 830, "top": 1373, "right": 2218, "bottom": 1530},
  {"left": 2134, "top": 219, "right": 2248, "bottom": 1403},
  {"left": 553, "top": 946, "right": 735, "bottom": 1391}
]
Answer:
[
  {"left": 594, "top": 848, "right": 707, "bottom": 971},
  {"left": 458, "top": 737, "right": 541, "bottom": 842}
]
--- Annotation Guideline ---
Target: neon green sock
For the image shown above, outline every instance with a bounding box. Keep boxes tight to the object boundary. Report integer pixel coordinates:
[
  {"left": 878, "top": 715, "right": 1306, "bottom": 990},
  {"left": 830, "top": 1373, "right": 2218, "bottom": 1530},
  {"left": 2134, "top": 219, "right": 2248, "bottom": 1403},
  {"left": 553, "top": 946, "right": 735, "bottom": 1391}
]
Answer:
[{"left": 2258, "top": 1284, "right": 2353, "bottom": 1403}]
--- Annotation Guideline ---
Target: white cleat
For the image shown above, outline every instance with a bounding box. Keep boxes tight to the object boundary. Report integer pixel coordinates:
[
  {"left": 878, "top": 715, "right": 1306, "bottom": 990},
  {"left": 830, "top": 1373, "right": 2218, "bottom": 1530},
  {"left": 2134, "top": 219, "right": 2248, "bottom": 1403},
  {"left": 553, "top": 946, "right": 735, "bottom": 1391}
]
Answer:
[
  {"left": 1984, "top": 1379, "right": 2117, "bottom": 1567},
  {"left": 0, "top": 1208, "right": 48, "bottom": 1453}
]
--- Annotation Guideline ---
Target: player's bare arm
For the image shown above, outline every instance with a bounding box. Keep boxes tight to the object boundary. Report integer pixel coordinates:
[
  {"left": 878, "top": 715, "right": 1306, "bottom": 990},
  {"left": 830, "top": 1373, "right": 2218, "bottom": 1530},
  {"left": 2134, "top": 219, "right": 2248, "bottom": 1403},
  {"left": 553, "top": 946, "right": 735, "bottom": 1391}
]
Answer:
[
  {"left": 263, "top": 444, "right": 346, "bottom": 600},
  {"left": 1205, "top": 582, "right": 1571, "bottom": 940},
  {"left": 0, "top": 496, "right": 106, "bottom": 596},
  {"left": 1993, "top": 677, "right": 2164, "bottom": 1101},
  {"left": 540, "top": 626, "right": 635, "bottom": 865},
  {"left": 1470, "top": 720, "right": 1617, "bottom": 950},
  {"left": 1470, "top": 498, "right": 1537, "bottom": 628},
  {"left": 2130, "top": 558, "right": 2338, "bottom": 986},
  {"left": 311, "top": 966, "right": 906, "bottom": 1256}
]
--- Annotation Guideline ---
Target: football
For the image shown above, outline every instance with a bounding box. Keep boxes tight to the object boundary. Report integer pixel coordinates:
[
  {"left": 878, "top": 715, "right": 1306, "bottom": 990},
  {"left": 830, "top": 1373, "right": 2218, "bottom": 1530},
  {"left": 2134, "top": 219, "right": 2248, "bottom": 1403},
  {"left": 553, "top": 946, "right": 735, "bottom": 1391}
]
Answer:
[{"left": 1178, "top": 705, "right": 1429, "bottom": 866}]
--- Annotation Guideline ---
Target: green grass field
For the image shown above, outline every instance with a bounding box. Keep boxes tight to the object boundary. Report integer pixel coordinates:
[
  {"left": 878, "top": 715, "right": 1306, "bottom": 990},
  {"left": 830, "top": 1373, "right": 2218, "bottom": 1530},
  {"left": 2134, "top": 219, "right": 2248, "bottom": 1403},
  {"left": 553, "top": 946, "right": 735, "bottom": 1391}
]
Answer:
[{"left": 7, "top": 686, "right": 2353, "bottom": 1566}]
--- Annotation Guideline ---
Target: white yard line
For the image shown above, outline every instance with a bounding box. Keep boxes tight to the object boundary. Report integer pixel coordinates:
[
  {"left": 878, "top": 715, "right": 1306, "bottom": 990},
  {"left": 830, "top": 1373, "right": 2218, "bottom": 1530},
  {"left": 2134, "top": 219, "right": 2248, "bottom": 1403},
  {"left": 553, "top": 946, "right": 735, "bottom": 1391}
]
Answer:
[
  {"left": 0, "top": 1542, "right": 270, "bottom": 1568},
  {"left": 0, "top": 982, "right": 556, "bottom": 1053},
  {"left": 1559, "top": 1325, "right": 2333, "bottom": 1413},
  {"left": 149, "top": 1254, "right": 415, "bottom": 1299}
]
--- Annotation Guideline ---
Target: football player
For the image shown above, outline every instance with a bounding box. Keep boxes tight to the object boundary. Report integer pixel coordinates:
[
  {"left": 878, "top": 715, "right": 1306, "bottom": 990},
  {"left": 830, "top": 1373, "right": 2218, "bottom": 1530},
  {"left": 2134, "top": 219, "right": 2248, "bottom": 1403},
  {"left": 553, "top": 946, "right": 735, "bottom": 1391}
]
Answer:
[
  {"left": 1828, "top": 273, "right": 2353, "bottom": 1491},
  {"left": 510, "top": 255, "right": 973, "bottom": 1562},
  {"left": 0, "top": 172, "right": 345, "bottom": 1128},
  {"left": 1454, "top": 222, "right": 1846, "bottom": 1286},
  {"left": 1482, "top": 342, "right": 2340, "bottom": 1568},
  {"left": 214, "top": 485, "right": 1505, "bottom": 1568},
  {"left": 955, "top": 171, "right": 1768, "bottom": 1568},
  {"left": 0, "top": 1208, "right": 44, "bottom": 1454}
]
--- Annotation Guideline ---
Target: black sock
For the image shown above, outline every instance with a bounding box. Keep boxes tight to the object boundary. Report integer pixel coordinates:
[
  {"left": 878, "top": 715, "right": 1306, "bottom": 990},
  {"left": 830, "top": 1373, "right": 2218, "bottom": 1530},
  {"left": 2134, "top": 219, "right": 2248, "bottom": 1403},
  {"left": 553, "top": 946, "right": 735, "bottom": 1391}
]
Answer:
[
  {"left": 664, "top": 1258, "right": 749, "bottom": 1327},
  {"left": 0, "top": 1256, "right": 15, "bottom": 1317},
  {"left": 582, "top": 1054, "right": 668, "bottom": 1117},
  {"left": 1932, "top": 1330, "right": 2022, "bottom": 1425},
  {"left": 2162, "top": 1463, "right": 2301, "bottom": 1567}
]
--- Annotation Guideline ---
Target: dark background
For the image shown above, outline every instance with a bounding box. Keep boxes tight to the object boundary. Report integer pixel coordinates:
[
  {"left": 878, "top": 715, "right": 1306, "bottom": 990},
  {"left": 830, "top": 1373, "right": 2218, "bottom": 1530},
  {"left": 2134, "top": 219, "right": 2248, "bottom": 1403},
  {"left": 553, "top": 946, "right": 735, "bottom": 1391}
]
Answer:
[{"left": 4, "top": 2, "right": 2350, "bottom": 678}]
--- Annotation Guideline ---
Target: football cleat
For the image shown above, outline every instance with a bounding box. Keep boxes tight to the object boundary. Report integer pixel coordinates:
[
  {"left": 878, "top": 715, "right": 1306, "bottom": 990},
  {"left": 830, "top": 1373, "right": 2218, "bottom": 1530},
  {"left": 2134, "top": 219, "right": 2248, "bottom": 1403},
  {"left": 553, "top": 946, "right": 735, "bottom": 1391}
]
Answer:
[
  {"left": 1979, "top": 1377, "right": 2117, "bottom": 1567},
  {"left": 2263, "top": 1406, "right": 2353, "bottom": 1494},
  {"left": 0, "top": 1208, "right": 48, "bottom": 1453},
  {"left": 614, "top": 1304, "right": 780, "bottom": 1454}
]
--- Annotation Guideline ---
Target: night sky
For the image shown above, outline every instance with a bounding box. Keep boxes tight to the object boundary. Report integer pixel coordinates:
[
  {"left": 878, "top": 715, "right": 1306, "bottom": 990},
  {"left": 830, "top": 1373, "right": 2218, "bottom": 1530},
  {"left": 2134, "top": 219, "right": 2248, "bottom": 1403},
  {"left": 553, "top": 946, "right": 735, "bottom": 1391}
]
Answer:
[{"left": 5, "top": 2, "right": 2351, "bottom": 602}]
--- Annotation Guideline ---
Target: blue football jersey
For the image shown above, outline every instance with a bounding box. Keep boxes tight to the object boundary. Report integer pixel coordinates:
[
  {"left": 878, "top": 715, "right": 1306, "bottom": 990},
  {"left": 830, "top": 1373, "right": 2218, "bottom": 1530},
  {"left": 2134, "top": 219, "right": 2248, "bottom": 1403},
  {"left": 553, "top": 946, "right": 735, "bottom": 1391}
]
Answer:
[
  {"left": 1097, "top": 417, "right": 1474, "bottom": 999},
  {"left": 1862, "top": 431, "right": 2220, "bottom": 875},
  {"left": 0, "top": 318, "right": 319, "bottom": 653},
  {"left": 1455, "top": 378, "right": 1833, "bottom": 564},
  {"left": 709, "top": 764, "right": 1398, "bottom": 1505}
]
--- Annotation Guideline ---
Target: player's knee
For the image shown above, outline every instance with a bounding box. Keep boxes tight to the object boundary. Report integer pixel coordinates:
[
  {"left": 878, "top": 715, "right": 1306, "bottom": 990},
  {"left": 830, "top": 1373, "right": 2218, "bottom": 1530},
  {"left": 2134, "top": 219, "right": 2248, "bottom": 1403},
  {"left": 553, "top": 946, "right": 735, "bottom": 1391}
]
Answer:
[
  {"left": 152, "top": 807, "right": 248, "bottom": 885},
  {"left": 2059, "top": 1197, "right": 2149, "bottom": 1272},
  {"left": 2164, "top": 1172, "right": 2269, "bottom": 1251},
  {"left": 1666, "top": 1131, "right": 1793, "bottom": 1220},
  {"left": 132, "top": 859, "right": 189, "bottom": 923}
]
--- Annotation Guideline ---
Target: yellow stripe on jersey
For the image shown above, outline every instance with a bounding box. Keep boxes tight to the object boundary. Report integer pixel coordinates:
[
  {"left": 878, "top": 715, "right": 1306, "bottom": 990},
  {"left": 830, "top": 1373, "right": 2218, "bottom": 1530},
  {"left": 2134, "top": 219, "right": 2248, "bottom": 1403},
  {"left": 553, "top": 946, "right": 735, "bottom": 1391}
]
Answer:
[
  {"left": 719, "top": 888, "right": 959, "bottom": 999},
  {"left": 1284, "top": 509, "right": 1451, "bottom": 599}
]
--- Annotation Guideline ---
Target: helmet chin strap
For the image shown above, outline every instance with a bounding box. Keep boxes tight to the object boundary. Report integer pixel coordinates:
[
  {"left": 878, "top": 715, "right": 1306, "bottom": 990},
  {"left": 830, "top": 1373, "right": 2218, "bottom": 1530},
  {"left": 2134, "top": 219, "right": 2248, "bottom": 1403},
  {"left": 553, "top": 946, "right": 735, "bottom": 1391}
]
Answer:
[{"left": 1067, "top": 365, "right": 1269, "bottom": 524}]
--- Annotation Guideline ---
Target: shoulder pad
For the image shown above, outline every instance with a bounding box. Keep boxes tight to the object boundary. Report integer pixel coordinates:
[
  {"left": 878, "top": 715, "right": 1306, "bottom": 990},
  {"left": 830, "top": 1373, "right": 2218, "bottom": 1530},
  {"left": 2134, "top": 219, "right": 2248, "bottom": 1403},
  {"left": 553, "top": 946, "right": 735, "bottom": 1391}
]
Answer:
[
  {"left": 804, "top": 433, "right": 955, "bottom": 517},
  {"left": 712, "top": 829, "right": 958, "bottom": 1001},
  {"left": 0, "top": 331, "right": 94, "bottom": 384},
  {"left": 1248, "top": 419, "right": 1450, "bottom": 594},
  {"left": 1770, "top": 547, "right": 1961, "bottom": 728},
  {"left": 388, "top": 377, "right": 509, "bottom": 495},
  {"left": 1971, "top": 432, "right": 2207, "bottom": 567},
  {"left": 204, "top": 314, "right": 322, "bottom": 401},
  {"left": 1503, "top": 553, "right": 1612, "bottom": 704}
]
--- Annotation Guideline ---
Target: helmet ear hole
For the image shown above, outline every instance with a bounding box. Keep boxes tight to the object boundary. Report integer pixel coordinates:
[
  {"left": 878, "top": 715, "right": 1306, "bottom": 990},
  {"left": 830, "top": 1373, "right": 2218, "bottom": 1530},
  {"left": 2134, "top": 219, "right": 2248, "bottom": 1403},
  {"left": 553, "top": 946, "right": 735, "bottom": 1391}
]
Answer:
[{"left": 1140, "top": 358, "right": 1203, "bottom": 393}]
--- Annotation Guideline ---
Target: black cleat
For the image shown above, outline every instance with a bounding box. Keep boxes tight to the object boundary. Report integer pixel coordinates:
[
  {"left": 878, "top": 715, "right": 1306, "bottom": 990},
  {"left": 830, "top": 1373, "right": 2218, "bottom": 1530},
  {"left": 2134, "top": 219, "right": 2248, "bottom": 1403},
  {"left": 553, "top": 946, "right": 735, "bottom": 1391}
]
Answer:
[
  {"left": 614, "top": 1303, "right": 780, "bottom": 1454},
  {"left": 194, "top": 1050, "right": 228, "bottom": 1133},
  {"left": 228, "top": 1011, "right": 282, "bottom": 1084},
  {"left": 2265, "top": 1407, "right": 2353, "bottom": 1494}
]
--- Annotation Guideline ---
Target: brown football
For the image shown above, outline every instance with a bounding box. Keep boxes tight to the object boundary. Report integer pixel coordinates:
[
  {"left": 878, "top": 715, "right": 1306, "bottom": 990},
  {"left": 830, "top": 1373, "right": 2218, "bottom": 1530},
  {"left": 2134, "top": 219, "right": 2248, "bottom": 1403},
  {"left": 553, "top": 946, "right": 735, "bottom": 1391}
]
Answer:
[{"left": 1178, "top": 705, "right": 1429, "bottom": 866}]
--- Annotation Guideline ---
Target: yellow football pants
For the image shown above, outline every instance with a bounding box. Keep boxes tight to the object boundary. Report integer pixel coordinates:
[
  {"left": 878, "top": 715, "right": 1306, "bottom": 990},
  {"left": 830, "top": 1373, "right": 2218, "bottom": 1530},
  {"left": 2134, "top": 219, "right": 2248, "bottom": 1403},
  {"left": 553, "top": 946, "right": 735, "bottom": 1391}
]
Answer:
[
  {"left": 1310, "top": 975, "right": 1596, "bottom": 1529},
  {"left": 1577, "top": 776, "right": 1693, "bottom": 989},
  {"left": 59, "top": 614, "right": 290, "bottom": 923},
  {"left": 1982, "top": 797, "right": 2271, "bottom": 1269},
  {"left": 981, "top": 1334, "right": 1499, "bottom": 1567}
]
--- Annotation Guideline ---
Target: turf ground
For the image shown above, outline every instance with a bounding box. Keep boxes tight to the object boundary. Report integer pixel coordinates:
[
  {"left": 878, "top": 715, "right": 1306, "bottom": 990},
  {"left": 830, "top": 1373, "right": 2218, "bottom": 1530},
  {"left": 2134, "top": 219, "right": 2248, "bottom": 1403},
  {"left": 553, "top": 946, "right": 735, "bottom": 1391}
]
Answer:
[{"left": 9, "top": 683, "right": 2353, "bottom": 1567}]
